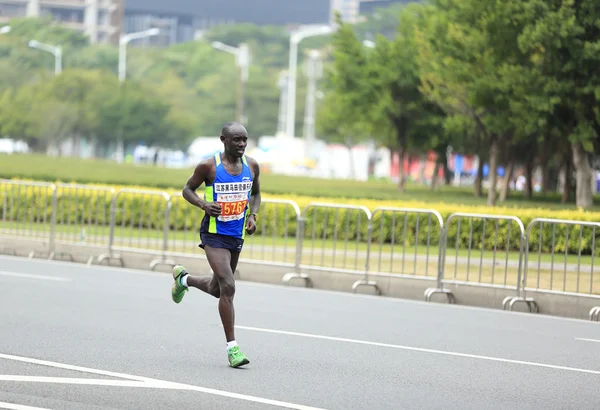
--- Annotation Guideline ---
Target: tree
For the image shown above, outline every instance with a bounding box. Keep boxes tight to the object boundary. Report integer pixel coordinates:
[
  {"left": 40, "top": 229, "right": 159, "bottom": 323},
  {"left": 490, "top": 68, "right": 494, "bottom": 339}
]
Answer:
[
  {"left": 319, "top": 8, "right": 447, "bottom": 190},
  {"left": 6, "top": 17, "right": 89, "bottom": 48},
  {"left": 0, "top": 85, "right": 43, "bottom": 150},
  {"left": 415, "top": 0, "right": 537, "bottom": 205},
  {"left": 508, "top": 0, "right": 600, "bottom": 208},
  {"left": 366, "top": 4, "right": 447, "bottom": 191},
  {"left": 0, "top": 17, "right": 313, "bottom": 147}
]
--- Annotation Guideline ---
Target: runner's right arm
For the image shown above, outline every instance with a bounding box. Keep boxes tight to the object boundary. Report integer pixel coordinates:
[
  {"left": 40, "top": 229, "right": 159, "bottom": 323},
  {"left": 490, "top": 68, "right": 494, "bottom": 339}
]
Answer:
[{"left": 182, "top": 160, "right": 222, "bottom": 217}]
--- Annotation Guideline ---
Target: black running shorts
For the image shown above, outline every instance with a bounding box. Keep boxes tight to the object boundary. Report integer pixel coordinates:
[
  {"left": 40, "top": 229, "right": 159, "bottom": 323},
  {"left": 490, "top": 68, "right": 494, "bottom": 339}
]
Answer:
[{"left": 199, "top": 232, "right": 244, "bottom": 253}]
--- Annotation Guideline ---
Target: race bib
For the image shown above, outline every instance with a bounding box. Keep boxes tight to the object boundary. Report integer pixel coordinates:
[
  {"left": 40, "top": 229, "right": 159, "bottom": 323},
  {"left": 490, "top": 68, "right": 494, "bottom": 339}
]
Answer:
[
  {"left": 221, "top": 200, "right": 248, "bottom": 217},
  {"left": 216, "top": 192, "right": 248, "bottom": 222}
]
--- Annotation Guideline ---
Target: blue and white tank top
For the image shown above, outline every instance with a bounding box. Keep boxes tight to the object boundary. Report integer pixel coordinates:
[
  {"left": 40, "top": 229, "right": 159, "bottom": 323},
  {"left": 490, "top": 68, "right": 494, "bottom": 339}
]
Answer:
[{"left": 204, "top": 152, "right": 253, "bottom": 239}]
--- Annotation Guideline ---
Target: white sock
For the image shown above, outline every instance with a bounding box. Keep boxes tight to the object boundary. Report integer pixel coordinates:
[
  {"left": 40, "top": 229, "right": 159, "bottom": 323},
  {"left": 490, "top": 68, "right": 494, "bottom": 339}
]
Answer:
[
  {"left": 226, "top": 340, "right": 238, "bottom": 351},
  {"left": 180, "top": 274, "right": 188, "bottom": 287}
]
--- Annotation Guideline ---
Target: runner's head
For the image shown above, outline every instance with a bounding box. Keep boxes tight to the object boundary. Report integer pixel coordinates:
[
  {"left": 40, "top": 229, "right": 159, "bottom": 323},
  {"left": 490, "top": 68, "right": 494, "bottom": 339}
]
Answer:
[{"left": 220, "top": 121, "right": 248, "bottom": 158}]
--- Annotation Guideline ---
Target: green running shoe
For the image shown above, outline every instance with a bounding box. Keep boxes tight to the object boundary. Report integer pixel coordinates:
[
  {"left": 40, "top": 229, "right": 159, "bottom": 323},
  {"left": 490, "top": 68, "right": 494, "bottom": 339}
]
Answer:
[
  {"left": 228, "top": 346, "right": 250, "bottom": 368},
  {"left": 171, "top": 265, "right": 188, "bottom": 304}
]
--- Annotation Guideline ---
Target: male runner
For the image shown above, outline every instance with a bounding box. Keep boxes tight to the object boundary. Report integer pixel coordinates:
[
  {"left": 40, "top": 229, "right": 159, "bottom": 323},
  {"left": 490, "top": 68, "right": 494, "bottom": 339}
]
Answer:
[{"left": 170, "top": 121, "right": 261, "bottom": 368}]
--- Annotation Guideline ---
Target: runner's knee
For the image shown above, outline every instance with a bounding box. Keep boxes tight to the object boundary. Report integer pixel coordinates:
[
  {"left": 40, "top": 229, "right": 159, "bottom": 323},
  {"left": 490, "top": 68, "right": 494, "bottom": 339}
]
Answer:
[
  {"left": 209, "top": 282, "right": 221, "bottom": 298},
  {"left": 219, "top": 277, "right": 235, "bottom": 297}
]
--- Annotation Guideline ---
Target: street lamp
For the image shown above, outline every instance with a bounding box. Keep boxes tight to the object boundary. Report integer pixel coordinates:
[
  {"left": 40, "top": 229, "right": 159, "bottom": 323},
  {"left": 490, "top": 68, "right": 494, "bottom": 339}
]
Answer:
[
  {"left": 276, "top": 70, "right": 289, "bottom": 135},
  {"left": 0, "top": 26, "right": 11, "bottom": 35},
  {"left": 211, "top": 41, "right": 250, "bottom": 125},
  {"left": 285, "top": 25, "right": 334, "bottom": 138},
  {"left": 118, "top": 28, "right": 160, "bottom": 82},
  {"left": 116, "top": 28, "right": 159, "bottom": 164},
  {"left": 28, "top": 40, "right": 62, "bottom": 75},
  {"left": 303, "top": 49, "right": 323, "bottom": 158}
]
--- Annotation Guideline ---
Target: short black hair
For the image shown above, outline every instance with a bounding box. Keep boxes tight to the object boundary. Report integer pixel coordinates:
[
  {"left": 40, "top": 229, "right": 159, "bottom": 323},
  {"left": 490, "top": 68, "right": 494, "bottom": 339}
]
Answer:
[{"left": 222, "top": 121, "right": 247, "bottom": 138}]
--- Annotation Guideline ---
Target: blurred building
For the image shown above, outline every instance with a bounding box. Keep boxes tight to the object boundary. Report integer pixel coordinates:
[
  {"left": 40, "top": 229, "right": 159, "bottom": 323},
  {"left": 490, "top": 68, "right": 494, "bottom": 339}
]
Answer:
[
  {"left": 123, "top": 0, "right": 332, "bottom": 46},
  {"left": 0, "top": 1, "right": 408, "bottom": 47},
  {"left": 359, "top": 0, "right": 413, "bottom": 14},
  {"left": 0, "top": 0, "right": 124, "bottom": 44},
  {"left": 329, "top": 0, "right": 411, "bottom": 24}
]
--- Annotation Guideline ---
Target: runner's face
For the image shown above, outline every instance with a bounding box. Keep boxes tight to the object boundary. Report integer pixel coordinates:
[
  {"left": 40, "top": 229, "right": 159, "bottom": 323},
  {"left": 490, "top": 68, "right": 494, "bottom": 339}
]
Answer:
[{"left": 224, "top": 133, "right": 248, "bottom": 157}]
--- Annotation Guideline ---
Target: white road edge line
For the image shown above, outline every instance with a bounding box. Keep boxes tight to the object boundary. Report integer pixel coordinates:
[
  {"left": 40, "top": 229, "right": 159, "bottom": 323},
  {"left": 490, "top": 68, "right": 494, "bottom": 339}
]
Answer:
[
  {"left": 0, "top": 271, "right": 70, "bottom": 282},
  {"left": 0, "top": 401, "right": 51, "bottom": 410},
  {"left": 0, "top": 354, "right": 325, "bottom": 410},
  {"left": 237, "top": 325, "right": 600, "bottom": 376},
  {"left": 0, "top": 354, "right": 148, "bottom": 382},
  {"left": 0, "top": 376, "right": 158, "bottom": 388},
  {"left": 575, "top": 338, "right": 600, "bottom": 344}
]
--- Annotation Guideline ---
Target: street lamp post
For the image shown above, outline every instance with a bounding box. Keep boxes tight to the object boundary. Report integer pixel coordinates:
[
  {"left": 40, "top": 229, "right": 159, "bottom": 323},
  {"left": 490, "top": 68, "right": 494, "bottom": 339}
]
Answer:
[
  {"left": 211, "top": 41, "right": 249, "bottom": 125},
  {"left": 118, "top": 28, "right": 160, "bottom": 82},
  {"left": 276, "top": 70, "right": 289, "bottom": 135},
  {"left": 28, "top": 40, "right": 62, "bottom": 75},
  {"left": 116, "top": 28, "right": 160, "bottom": 163},
  {"left": 285, "top": 25, "right": 334, "bottom": 139},
  {"left": 303, "top": 49, "right": 323, "bottom": 159}
]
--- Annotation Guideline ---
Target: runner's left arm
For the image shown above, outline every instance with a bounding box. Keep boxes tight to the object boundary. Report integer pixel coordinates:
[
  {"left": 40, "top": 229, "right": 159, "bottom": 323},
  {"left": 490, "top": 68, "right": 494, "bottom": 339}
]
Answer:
[{"left": 246, "top": 159, "right": 261, "bottom": 234}]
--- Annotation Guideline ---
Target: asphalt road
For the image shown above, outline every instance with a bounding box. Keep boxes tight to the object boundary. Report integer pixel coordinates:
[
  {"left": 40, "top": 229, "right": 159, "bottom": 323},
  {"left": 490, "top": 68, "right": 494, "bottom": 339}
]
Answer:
[{"left": 0, "top": 255, "right": 599, "bottom": 410}]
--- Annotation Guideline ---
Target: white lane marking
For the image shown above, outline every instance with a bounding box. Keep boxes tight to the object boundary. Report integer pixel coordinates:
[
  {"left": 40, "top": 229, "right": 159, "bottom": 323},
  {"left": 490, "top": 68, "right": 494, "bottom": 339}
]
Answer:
[
  {"left": 160, "top": 380, "right": 326, "bottom": 409},
  {"left": 237, "top": 325, "right": 600, "bottom": 376},
  {"left": 0, "top": 271, "right": 69, "bottom": 282},
  {"left": 575, "top": 338, "right": 600, "bottom": 344},
  {"left": 0, "top": 354, "right": 147, "bottom": 382},
  {"left": 0, "top": 375, "right": 157, "bottom": 388},
  {"left": 0, "top": 401, "right": 51, "bottom": 410},
  {"left": 0, "top": 353, "right": 325, "bottom": 410}
]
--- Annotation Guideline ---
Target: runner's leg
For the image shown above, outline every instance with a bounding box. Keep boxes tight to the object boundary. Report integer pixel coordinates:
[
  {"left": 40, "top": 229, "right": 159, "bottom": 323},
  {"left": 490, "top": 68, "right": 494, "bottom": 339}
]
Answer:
[
  {"left": 186, "top": 272, "right": 220, "bottom": 298},
  {"left": 179, "top": 248, "right": 238, "bottom": 296},
  {"left": 203, "top": 245, "right": 236, "bottom": 342},
  {"left": 230, "top": 250, "right": 240, "bottom": 280},
  {"left": 170, "top": 233, "right": 248, "bottom": 367},
  {"left": 204, "top": 244, "right": 249, "bottom": 367},
  {"left": 171, "top": 265, "right": 219, "bottom": 303}
]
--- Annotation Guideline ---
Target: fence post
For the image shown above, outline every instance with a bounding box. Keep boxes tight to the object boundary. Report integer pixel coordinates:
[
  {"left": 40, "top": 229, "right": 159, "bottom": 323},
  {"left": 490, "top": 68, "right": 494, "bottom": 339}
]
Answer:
[
  {"left": 425, "top": 218, "right": 454, "bottom": 303},
  {"left": 282, "top": 214, "right": 311, "bottom": 287},
  {"left": 94, "top": 190, "right": 123, "bottom": 267},
  {"left": 47, "top": 184, "right": 58, "bottom": 260},
  {"left": 590, "top": 306, "right": 600, "bottom": 321},
  {"left": 149, "top": 192, "right": 176, "bottom": 270},
  {"left": 352, "top": 216, "right": 381, "bottom": 295}
]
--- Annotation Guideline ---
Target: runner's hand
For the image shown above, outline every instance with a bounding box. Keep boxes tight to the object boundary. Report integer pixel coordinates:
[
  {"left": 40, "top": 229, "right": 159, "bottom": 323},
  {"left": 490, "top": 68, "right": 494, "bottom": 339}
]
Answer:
[
  {"left": 203, "top": 202, "right": 222, "bottom": 217},
  {"left": 246, "top": 215, "right": 257, "bottom": 235}
]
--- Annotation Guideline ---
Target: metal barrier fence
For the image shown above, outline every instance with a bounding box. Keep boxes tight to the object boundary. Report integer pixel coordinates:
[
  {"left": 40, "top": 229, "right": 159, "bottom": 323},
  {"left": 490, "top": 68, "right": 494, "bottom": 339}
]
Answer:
[
  {"left": 368, "top": 207, "right": 444, "bottom": 295},
  {"left": 238, "top": 199, "right": 301, "bottom": 269},
  {"left": 0, "top": 180, "right": 56, "bottom": 258},
  {"left": 516, "top": 218, "right": 600, "bottom": 315},
  {"left": 523, "top": 218, "right": 600, "bottom": 294},
  {"left": 282, "top": 202, "right": 376, "bottom": 292},
  {"left": 97, "top": 189, "right": 172, "bottom": 270},
  {"left": 165, "top": 193, "right": 301, "bottom": 279},
  {"left": 425, "top": 213, "right": 531, "bottom": 309},
  {"left": 52, "top": 183, "right": 115, "bottom": 263},
  {"left": 2, "top": 179, "right": 600, "bottom": 320}
]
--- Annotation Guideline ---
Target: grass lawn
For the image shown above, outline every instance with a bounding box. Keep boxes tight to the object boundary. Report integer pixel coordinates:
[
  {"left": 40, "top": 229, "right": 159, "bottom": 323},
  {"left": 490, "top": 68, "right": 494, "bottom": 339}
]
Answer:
[{"left": 1, "top": 152, "right": 599, "bottom": 210}]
